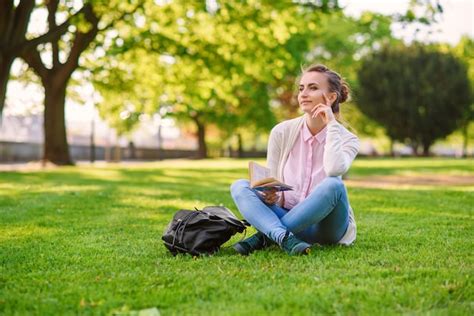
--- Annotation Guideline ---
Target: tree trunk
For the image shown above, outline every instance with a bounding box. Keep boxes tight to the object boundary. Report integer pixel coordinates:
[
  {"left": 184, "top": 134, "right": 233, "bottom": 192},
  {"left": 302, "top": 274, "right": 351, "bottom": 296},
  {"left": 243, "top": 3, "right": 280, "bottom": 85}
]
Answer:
[
  {"left": 237, "top": 133, "right": 243, "bottom": 158},
  {"left": 19, "top": 2, "right": 101, "bottom": 166},
  {"left": 0, "top": 55, "right": 14, "bottom": 119},
  {"left": 43, "top": 78, "right": 73, "bottom": 165},
  {"left": 194, "top": 118, "right": 207, "bottom": 159},
  {"left": 410, "top": 144, "right": 419, "bottom": 157},
  {"left": 114, "top": 143, "right": 121, "bottom": 162},
  {"left": 422, "top": 143, "right": 431, "bottom": 157},
  {"left": 462, "top": 123, "right": 468, "bottom": 158}
]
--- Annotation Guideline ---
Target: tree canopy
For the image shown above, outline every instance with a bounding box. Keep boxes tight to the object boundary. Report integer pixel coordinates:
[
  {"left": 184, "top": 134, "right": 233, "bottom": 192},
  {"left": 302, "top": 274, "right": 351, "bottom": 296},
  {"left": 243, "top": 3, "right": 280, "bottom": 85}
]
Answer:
[
  {"left": 92, "top": 0, "right": 340, "bottom": 158},
  {"left": 357, "top": 43, "right": 471, "bottom": 155}
]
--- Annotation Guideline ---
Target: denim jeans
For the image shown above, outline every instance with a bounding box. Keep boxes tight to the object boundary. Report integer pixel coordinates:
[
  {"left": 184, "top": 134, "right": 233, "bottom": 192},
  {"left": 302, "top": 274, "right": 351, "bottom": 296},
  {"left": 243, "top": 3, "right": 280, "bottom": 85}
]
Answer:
[{"left": 230, "top": 176, "right": 350, "bottom": 245}]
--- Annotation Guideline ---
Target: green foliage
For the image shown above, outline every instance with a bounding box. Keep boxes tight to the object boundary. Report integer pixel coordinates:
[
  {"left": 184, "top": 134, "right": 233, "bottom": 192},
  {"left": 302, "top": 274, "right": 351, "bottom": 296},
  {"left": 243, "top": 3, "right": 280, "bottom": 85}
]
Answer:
[
  {"left": 0, "top": 158, "right": 472, "bottom": 314},
  {"left": 452, "top": 36, "right": 474, "bottom": 85},
  {"left": 92, "top": 48, "right": 169, "bottom": 136},
  {"left": 434, "top": 36, "right": 474, "bottom": 156},
  {"left": 357, "top": 44, "right": 471, "bottom": 155},
  {"left": 452, "top": 36, "right": 474, "bottom": 123},
  {"left": 92, "top": 1, "right": 343, "bottom": 153}
]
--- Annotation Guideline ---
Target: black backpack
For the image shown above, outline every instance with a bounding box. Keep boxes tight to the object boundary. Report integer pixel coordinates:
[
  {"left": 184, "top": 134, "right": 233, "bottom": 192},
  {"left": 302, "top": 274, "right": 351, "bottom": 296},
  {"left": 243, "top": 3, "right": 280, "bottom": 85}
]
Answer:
[{"left": 161, "top": 206, "right": 248, "bottom": 256}]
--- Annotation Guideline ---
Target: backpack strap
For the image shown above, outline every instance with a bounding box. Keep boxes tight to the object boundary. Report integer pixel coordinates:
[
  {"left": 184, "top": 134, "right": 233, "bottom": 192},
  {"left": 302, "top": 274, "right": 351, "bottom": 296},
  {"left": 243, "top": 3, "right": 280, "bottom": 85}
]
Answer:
[{"left": 172, "top": 211, "right": 200, "bottom": 252}]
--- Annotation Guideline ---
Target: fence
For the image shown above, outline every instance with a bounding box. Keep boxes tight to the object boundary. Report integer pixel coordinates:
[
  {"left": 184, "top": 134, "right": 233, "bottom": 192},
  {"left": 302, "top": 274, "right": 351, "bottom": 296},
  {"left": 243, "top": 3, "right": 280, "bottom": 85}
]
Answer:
[{"left": 0, "top": 141, "right": 200, "bottom": 162}]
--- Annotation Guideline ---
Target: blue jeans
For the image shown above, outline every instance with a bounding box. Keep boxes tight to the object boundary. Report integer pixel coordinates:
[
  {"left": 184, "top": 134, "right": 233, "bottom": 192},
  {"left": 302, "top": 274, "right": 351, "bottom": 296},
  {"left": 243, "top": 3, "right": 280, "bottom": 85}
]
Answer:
[{"left": 230, "top": 177, "right": 350, "bottom": 245}]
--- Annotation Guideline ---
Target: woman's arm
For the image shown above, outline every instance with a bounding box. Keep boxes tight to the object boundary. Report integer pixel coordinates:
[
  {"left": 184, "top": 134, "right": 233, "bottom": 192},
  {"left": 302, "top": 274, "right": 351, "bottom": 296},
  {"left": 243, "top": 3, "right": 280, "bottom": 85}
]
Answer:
[{"left": 323, "top": 121, "right": 360, "bottom": 177}]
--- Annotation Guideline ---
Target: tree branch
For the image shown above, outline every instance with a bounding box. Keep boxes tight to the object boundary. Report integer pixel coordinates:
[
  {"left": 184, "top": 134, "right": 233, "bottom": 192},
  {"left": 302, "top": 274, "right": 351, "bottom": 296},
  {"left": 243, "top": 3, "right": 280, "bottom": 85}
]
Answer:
[
  {"left": 63, "top": 2, "right": 143, "bottom": 78},
  {"left": 11, "top": 0, "right": 35, "bottom": 44},
  {"left": 62, "top": 4, "right": 99, "bottom": 79},
  {"left": 0, "top": 0, "right": 15, "bottom": 44},
  {"left": 20, "top": 48, "right": 48, "bottom": 82},
  {"left": 15, "top": 5, "right": 88, "bottom": 55},
  {"left": 0, "top": 0, "right": 34, "bottom": 51},
  {"left": 47, "top": 0, "right": 60, "bottom": 68}
]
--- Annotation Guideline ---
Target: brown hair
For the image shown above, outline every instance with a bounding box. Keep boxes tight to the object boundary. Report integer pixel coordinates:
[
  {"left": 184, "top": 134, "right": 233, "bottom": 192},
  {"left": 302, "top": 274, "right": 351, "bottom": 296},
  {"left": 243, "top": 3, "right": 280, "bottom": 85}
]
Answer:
[{"left": 300, "top": 64, "right": 350, "bottom": 114}]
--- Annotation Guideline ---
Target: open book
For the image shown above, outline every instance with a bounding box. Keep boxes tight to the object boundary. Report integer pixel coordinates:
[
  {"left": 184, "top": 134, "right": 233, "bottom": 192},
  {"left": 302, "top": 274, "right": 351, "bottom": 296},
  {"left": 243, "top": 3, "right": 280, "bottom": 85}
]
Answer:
[{"left": 248, "top": 161, "right": 293, "bottom": 192}]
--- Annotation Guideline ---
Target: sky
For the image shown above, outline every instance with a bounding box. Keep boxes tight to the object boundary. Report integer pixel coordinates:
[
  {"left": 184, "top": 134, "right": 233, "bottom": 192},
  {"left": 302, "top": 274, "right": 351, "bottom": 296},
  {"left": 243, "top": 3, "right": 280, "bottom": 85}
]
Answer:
[
  {"left": 341, "top": 0, "right": 473, "bottom": 45},
  {"left": 3, "top": 0, "right": 474, "bottom": 123}
]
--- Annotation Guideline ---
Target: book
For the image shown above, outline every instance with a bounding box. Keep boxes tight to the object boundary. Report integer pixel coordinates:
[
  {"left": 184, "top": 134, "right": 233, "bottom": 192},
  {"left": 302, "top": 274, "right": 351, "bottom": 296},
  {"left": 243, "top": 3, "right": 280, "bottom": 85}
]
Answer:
[{"left": 248, "top": 161, "right": 293, "bottom": 192}]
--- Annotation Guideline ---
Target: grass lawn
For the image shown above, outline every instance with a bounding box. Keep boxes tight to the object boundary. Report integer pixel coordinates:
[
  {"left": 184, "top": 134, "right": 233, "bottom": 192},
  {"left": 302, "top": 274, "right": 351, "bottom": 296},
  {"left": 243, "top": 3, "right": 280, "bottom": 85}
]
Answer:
[{"left": 0, "top": 158, "right": 473, "bottom": 315}]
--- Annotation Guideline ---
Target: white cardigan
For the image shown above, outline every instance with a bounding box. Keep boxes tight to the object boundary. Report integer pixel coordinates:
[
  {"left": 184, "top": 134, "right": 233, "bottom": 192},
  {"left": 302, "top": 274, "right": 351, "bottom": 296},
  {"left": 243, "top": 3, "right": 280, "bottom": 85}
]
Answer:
[{"left": 266, "top": 115, "right": 360, "bottom": 245}]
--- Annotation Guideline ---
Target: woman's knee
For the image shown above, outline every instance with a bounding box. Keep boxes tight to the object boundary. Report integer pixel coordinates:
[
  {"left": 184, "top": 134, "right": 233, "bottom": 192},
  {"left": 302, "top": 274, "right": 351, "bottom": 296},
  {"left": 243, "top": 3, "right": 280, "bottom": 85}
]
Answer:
[
  {"left": 320, "top": 176, "right": 345, "bottom": 193},
  {"left": 230, "top": 179, "right": 251, "bottom": 198}
]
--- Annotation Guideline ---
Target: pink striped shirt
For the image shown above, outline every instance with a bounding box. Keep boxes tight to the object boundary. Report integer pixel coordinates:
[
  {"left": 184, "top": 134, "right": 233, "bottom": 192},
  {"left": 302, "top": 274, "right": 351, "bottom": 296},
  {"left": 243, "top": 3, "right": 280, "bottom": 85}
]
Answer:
[{"left": 282, "top": 121, "right": 327, "bottom": 209}]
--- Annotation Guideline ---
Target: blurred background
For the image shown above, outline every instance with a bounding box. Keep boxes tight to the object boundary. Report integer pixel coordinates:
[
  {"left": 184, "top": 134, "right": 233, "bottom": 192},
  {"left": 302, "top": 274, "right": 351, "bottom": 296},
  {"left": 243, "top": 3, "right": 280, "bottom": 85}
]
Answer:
[{"left": 0, "top": 0, "right": 472, "bottom": 165}]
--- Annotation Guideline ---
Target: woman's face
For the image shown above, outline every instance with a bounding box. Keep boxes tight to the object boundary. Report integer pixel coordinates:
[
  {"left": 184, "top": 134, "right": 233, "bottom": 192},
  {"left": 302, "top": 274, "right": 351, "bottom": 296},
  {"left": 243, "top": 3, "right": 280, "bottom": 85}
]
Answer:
[{"left": 298, "top": 71, "right": 334, "bottom": 113}]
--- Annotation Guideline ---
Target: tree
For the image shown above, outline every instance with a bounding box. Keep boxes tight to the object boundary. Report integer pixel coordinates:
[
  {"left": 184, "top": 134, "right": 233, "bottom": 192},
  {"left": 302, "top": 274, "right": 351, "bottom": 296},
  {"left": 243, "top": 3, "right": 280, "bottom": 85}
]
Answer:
[
  {"left": 357, "top": 44, "right": 471, "bottom": 156},
  {"left": 94, "top": 0, "right": 338, "bottom": 158},
  {"left": 0, "top": 0, "right": 83, "bottom": 120},
  {"left": 21, "top": 2, "right": 101, "bottom": 165},
  {"left": 2, "top": 0, "right": 141, "bottom": 165},
  {"left": 150, "top": 1, "right": 330, "bottom": 158}
]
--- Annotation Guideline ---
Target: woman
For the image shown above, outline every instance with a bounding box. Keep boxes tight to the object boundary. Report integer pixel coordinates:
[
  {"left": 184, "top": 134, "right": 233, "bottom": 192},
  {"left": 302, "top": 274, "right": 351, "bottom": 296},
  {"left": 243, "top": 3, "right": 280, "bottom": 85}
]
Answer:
[{"left": 230, "top": 64, "right": 359, "bottom": 256}]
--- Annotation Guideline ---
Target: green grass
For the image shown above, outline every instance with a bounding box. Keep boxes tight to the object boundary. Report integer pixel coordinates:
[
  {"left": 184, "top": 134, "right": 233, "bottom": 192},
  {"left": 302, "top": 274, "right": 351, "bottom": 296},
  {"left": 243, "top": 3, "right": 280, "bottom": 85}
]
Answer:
[
  {"left": 349, "top": 157, "right": 474, "bottom": 177},
  {"left": 0, "top": 158, "right": 473, "bottom": 315}
]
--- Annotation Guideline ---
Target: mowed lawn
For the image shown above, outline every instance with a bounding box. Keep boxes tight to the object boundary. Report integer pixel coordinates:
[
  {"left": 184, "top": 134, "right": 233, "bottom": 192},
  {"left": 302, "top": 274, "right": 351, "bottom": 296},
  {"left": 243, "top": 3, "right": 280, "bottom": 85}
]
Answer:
[{"left": 0, "top": 158, "right": 473, "bottom": 315}]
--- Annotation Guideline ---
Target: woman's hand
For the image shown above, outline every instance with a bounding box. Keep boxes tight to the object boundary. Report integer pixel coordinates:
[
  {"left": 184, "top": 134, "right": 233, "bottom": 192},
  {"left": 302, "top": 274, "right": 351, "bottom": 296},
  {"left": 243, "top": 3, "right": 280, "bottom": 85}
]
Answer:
[
  {"left": 261, "top": 189, "right": 279, "bottom": 205},
  {"left": 311, "top": 93, "right": 336, "bottom": 124}
]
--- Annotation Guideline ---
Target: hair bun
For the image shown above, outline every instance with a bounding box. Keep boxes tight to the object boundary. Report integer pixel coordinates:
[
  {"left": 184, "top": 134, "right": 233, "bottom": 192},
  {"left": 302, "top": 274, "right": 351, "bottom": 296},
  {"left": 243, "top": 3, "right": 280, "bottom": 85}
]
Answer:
[{"left": 340, "top": 81, "right": 350, "bottom": 103}]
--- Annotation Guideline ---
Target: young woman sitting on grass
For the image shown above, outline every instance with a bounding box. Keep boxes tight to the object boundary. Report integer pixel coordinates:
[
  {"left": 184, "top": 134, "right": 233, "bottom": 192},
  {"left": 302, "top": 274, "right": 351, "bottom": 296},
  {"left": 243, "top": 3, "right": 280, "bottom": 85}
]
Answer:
[{"left": 230, "top": 64, "right": 360, "bottom": 256}]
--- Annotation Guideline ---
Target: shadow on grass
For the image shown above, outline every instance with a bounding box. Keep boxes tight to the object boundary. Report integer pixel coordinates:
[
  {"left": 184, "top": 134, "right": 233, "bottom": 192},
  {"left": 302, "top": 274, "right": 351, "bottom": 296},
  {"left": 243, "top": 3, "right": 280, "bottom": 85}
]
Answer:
[
  {"left": 0, "top": 167, "right": 247, "bottom": 247},
  {"left": 1, "top": 164, "right": 471, "bottom": 247}
]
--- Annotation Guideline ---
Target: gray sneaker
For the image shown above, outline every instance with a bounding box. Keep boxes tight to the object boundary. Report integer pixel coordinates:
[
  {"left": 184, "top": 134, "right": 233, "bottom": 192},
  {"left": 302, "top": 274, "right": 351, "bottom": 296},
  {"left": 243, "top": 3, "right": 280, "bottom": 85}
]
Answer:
[
  {"left": 280, "top": 231, "right": 311, "bottom": 255},
  {"left": 233, "top": 231, "right": 272, "bottom": 255}
]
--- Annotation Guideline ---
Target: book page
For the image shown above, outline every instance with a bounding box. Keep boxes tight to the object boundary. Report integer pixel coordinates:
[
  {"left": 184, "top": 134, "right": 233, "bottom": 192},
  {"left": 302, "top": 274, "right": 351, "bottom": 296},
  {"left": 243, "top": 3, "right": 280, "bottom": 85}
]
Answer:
[
  {"left": 249, "top": 161, "right": 270, "bottom": 182},
  {"left": 248, "top": 161, "right": 293, "bottom": 191}
]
